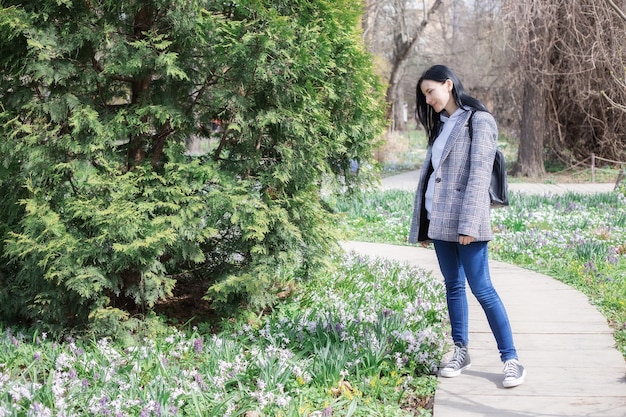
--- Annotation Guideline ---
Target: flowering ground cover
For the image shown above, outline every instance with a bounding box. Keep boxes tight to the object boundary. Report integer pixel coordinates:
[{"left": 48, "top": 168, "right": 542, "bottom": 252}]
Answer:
[
  {"left": 0, "top": 255, "right": 446, "bottom": 417},
  {"left": 4, "top": 183, "right": 623, "bottom": 417},
  {"left": 332, "top": 188, "right": 626, "bottom": 359},
  {"left": 489, "top": 192, "right": 626, "bottom": 356}
]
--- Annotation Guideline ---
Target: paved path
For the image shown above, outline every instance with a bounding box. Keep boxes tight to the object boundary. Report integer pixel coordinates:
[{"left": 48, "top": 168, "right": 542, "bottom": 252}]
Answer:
[
  {"left": 342, "top": 172, "right": 626, "bottom": 417},
  {"left": 380, "top": 169, "right": 617, "bottom": 195}
]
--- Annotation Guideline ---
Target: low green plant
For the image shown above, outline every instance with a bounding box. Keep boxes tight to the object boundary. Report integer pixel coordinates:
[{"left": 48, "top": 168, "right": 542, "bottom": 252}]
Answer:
[
  {"left": 376, "top": 127, "right": 428, "bottom": 177},
  {"left": 0, "top": 253, "right": 445, "bottom": 416},
  {"left": 331, "top": 190, "right": 415, "bottom": 242}
]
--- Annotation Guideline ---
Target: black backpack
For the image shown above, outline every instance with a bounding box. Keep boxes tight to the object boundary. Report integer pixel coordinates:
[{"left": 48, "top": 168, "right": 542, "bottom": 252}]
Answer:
[{"left": 468, "top": 111, "right": 509, "bottom": 208}]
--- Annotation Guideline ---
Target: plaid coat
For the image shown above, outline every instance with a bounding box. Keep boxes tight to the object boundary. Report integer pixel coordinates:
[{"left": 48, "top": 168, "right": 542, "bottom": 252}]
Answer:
[{"left": 408, "top": 110, "right": 497, "bottom": 243}]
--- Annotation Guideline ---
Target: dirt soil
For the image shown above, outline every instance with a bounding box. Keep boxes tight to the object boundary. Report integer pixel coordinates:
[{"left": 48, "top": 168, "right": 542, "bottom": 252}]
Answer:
[{"left": 153, "top": 278, "right": 221, "bottom": 329}]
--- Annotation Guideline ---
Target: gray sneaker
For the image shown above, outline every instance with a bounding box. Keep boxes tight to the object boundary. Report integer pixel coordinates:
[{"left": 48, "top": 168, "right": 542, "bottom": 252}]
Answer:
[
  {"left": 440, "top": 344, "right": 471, "bottom": 377},
  {"left": 502, "top": 359, "right": 526, "bottom": 388}
]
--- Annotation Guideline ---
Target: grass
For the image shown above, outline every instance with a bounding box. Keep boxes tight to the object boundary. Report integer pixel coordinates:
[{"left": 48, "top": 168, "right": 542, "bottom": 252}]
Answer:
[
  {"left": 532, "top": 166, "right": 622, "bottom": 184},
  {"left": 331, "top": 188, "right": 626, "bottom": 361},
  {"left": 375, "top": 124, "right": 428, "bottom": 178}
]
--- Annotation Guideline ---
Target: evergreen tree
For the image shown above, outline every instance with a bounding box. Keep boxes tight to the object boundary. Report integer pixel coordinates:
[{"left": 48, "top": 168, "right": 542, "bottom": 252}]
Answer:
[{"left": 0, "top": 0, "right": 385, "bottom": 333}]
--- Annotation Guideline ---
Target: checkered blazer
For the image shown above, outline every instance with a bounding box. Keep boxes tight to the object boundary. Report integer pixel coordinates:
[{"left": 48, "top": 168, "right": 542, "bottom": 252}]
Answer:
[{"left": 408, "top": 110, "right": 497, "bottom": 243}]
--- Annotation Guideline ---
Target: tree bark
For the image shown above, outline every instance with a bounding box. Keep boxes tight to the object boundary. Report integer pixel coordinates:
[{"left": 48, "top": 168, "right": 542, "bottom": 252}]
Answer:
[
  {"left": 514, "top": 79, "right": 546, "bottom": 177},
  {"left": 127, "top": 5, "right": 154, "bottom": 170},
  {"left": 391, "top": 85, "right": 407, "bottom": 131}
]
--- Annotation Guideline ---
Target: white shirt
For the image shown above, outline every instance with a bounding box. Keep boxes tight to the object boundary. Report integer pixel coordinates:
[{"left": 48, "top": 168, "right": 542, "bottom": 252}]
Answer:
[{"left": 425, "top": 108, "right": 465, "bottom": 217}]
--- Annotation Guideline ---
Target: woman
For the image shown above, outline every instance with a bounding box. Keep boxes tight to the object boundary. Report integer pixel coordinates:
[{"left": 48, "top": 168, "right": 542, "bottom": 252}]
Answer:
[{"left": 408, "top": 65, "right": 526, "bottom": 388}]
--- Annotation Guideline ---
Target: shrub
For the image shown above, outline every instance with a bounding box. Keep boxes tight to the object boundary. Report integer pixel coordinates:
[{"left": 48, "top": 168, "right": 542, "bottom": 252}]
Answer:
[{"left": 0, "top": 0, "right": 385, "bottom": 333}]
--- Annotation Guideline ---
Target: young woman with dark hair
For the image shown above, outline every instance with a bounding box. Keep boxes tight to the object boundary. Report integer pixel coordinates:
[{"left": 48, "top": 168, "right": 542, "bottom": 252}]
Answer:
[{"left": 409, "top": 64, "right": 526, "bottom": 388}]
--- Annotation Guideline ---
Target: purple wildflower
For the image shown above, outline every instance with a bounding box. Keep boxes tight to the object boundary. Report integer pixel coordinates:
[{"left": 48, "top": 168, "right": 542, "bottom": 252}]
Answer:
[
  {"left": 193, "top": 338, "right": 203, "bottom": 354},
  {"left": 584, "top": 261, "right": 596, "bottom": 272},
  {"left": 194, "top": 372, "right": 206, "bottom": 389}
]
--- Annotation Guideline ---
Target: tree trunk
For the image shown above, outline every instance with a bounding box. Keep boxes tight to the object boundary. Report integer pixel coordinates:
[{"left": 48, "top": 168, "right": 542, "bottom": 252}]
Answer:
[
  {"left": 127, "top": 5, "right": 154, "bottom": 170},
  {"left": 391, "top": 85, "right": 407, "bottom": 131},
  {"left": 514, "top": 79, "right": 546, "bottom": 177},
  {"left": 385, "top": 44, "right": 408, "bottom": 131}
]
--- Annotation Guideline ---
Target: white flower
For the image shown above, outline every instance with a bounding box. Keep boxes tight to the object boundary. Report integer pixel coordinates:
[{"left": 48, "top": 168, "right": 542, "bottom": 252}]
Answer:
[{"left": 55, "top": 353, "right": 75, "bottom": 370}]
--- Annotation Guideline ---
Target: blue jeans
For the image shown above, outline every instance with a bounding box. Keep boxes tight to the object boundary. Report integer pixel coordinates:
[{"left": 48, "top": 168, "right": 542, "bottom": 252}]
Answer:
[{"left": 433, "top": 240, "right": 518, "bottom": 362}]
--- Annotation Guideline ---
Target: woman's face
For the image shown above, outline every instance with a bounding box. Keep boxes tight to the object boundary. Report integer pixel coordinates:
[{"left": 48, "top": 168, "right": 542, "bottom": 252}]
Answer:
[{"left": 420, "top": 79, "right": 458, "bottom": 115}]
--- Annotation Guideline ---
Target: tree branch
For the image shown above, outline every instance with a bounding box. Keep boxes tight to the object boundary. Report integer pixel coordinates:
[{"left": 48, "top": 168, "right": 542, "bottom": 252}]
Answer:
[
  {"left": 605, "top": 0, "right": 626, "bottom": 23},
  {"left": 386, "top": 0, "right": 443, "bottom": 119},
  {"left": 150, "top": 120, "right": 174, "bottom": 168},
  {"left": 601, "top": 91, "right": 626, "bottom": 112}
]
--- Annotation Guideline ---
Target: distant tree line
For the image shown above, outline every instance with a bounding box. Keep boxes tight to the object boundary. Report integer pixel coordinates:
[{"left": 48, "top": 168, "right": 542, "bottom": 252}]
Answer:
[
  {"left": 363, "top": 0, "right": 626, "bottom": 176},
  {"left": 507, "top": 0, "right": 626, "bottom": 176}
]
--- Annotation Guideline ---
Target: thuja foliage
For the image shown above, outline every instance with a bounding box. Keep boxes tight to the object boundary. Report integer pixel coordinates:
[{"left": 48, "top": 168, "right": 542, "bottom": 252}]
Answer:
[{"left": 0, "top": 0, "right": 385, "bottom": 333}]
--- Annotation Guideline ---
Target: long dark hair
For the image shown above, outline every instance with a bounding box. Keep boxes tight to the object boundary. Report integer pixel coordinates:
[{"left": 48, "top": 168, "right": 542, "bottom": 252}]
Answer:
[{"left": 415, "top": 65, "right": 488, "bottom": 145}]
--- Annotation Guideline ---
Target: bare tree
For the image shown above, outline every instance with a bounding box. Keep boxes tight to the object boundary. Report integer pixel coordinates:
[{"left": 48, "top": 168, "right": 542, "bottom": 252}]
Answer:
[
  {"left": 363, "top": 0, "right": 517, "bottom": 134},
  {"left": 506, "top": 0, "right": 626, "bottom": 176},
  {"left": 430, "top": 0, "right": 516, "bottom": 130},
  {"left": 363, "top": 0, "right": 443, "bottom": 131},
  {"left": 601, "top": 0, "right": 626, "bottom": 114},
  {"left": 505, "top": 1, "right": 551, "bottom": 176}
]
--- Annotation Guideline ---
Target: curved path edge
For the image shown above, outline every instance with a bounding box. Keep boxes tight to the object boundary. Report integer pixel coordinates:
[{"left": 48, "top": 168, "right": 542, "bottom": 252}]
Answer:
[{"left": 340, "top": 241, "right": 626, "bottom": 417}]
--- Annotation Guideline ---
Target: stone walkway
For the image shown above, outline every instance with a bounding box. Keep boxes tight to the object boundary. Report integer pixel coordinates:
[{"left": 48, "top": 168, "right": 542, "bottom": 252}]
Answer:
[{"left": 343, "top": 172, "right": 626, "bottom": 417}]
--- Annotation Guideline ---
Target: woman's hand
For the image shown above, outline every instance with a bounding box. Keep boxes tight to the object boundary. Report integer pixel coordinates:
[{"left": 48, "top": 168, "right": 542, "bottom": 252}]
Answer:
[{"left": 458, "top": 235, "right": 475, "bottom": 245}]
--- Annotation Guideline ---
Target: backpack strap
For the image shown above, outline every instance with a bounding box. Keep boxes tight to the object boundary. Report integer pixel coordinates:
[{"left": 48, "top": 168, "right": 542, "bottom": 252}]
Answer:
[{"left": 467, "top": 110, "right": 476, "bottom": 141}]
